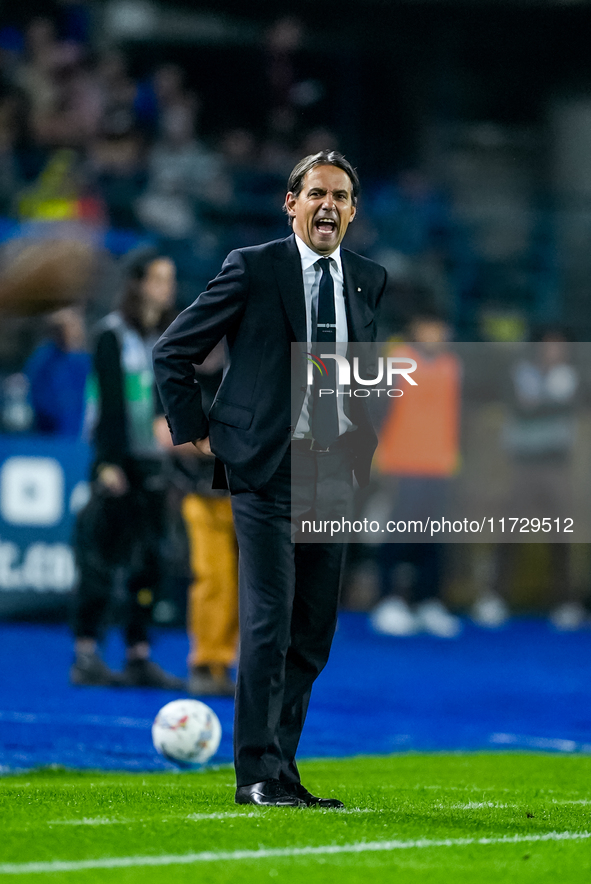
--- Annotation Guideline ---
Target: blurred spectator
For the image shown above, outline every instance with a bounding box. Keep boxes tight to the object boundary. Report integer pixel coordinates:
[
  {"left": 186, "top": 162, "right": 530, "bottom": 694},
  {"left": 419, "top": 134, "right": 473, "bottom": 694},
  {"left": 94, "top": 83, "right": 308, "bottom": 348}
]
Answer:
[
  {"left": 88, "top": 133, "right": 146, "bottom": 230},
  {"left": 24, "top": 306, "right": 90, "bottom": 436},
  {"left": 136, "top": 100, "right": 227, "bottom": 240},
  {"left": 14, "top": 17, "right": 100, "bottom": 149},
  {"left": 182, "top": 479, "right": 238, "bottom": 697},
  {"left": 477, "top": 331, "right": 586, "bottom": 630},
  {"left": 371, "top": 170, "right": 456, "bottom": 322},
  {"left": 71, "top": 247, "right": 184, "bottom": 689},
  {"left": 265, "top": 17, "right": 303, "bottom": 142},
  {"left": 153, "top": 64, "right": 199, "bottom": 139},
  {"left": 95, "top": 52, "right": 139, "bottom": 141},
  {"left": 86, "top": 53, "right": 146, "bottom": 229},
  {"left": 216, "top": 127, "right": 288, "bottom": 247},
  {"left": 370, "top": 315, "right": 463, "bottom": 638},
  {"left": 15, "top": 18, "right": 61, "bottom": 120},
  {"left": 31, "top": 54, "right": 101, "bottom": 149}
]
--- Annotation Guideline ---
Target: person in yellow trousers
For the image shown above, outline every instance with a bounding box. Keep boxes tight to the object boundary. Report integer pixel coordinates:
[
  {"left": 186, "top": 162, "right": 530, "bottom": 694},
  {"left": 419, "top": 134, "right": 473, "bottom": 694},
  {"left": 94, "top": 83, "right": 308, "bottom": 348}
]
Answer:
[{"left": 182, "top": 489, "right": 238, "bottom": 696}]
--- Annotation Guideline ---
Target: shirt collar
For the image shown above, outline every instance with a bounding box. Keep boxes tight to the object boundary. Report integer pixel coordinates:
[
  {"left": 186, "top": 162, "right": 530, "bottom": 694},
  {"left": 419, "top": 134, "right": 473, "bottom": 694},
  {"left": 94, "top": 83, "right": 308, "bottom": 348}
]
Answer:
[{"left": 295, "top": 234, "right": 342, "bottom": 276}]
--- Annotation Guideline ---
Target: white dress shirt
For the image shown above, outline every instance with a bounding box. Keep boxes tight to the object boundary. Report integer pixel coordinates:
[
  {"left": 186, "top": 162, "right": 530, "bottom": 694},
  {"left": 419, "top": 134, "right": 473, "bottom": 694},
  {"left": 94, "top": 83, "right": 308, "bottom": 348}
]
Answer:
[{"left": 293, "top": 234, "right": 355, "bottom": 439}]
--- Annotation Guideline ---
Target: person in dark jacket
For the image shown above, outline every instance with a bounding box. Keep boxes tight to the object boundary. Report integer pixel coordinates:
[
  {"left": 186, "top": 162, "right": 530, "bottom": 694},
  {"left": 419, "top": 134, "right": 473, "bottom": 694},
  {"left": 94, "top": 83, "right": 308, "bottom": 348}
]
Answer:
[{"left": 70, "top": 247, "right": 185, "bottom": 688}]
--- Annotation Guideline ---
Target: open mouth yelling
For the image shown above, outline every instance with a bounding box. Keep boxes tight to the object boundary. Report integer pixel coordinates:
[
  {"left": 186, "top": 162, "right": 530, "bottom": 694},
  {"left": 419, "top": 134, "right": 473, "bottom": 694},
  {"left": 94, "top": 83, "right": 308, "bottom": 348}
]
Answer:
[{"left": 314, "top": 216, "right": 338, "bottom": 238}]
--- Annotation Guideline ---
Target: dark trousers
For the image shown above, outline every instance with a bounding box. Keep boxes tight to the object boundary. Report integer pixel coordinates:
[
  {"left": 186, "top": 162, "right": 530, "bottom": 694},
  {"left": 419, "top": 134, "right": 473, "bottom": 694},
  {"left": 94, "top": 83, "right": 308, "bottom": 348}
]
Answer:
[
  {"left": 377, "top": 476, "right": 449, "bottom": 602},
  {"left": 378, "top": 542, "right": 444, "bottom": 602},
  {"left": 230, "top": 444, "right": 353, "bottom": 787},
  {"left": 71, "top": 459, "right": 165, "bottom": 647}
]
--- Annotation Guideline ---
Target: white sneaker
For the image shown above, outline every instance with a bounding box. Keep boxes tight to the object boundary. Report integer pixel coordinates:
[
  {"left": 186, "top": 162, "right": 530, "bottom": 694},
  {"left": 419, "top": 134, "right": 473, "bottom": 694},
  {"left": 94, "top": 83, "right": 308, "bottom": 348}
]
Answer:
[
  {"left": 370, "top": 596, "right": 419, "bottom": 636},
  {"left": 549, "top": 602, "right": 587, "bottom": 631},
  {"left": 471, "top": 593, "right": 510, "bottom": 628},
  {"left": 415, "top": 598, "right": 462, "bottom": 638}
]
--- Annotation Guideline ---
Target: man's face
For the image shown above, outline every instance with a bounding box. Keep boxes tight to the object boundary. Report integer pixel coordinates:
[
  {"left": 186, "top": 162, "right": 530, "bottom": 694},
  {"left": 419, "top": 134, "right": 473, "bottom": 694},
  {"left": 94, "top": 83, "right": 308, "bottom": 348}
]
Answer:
[{"left": 285, "top": 164, "right": 356, "bottom": 255}]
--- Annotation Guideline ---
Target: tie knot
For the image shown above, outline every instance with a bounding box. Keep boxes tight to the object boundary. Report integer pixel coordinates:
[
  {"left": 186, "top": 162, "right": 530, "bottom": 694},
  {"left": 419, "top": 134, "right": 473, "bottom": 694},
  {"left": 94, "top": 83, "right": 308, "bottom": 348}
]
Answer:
[{"left": 316, "top": 257, "right": 332, "bottom": 273}]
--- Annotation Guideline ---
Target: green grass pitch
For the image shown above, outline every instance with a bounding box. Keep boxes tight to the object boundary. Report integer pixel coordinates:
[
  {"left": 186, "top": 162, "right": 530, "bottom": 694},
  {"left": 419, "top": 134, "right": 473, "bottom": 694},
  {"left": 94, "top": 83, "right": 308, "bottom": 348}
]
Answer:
[{"left": 1, "top": 754, "right": 590, "bottom": 883}]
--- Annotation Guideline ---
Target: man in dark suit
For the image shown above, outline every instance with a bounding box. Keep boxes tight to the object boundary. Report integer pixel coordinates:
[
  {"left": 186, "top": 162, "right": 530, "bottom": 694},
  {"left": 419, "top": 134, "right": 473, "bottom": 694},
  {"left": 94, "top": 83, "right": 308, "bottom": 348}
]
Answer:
[{"left": 153, "top": 150, "right": 387, "bottom": 807}]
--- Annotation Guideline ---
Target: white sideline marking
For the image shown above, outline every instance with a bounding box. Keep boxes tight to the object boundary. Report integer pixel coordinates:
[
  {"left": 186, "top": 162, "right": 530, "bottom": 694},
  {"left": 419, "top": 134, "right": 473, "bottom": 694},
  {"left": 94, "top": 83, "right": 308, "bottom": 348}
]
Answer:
[
  {"left": 45, "top": 809, "right": 374, "bottom": 827},
  {"left": 48, "top": 818, "right": 117, "bottom": 827},
  {"left": 552, "top": 799, "right": 591, "bottom": 807},
  {"left": 440, "top": 799, "right": 591, "bottom": 810},
  {"left": 46, "top": 813, "right": 255, "bottom": 827},
  {"left": 414, "top": 785, "right": 512, "bottom": 793},
  {"left": 446, "top": 802, "right": 509, "bottom": 810},
  {"left": 0, "top": 831, "right": 589, "bottom": 874}
]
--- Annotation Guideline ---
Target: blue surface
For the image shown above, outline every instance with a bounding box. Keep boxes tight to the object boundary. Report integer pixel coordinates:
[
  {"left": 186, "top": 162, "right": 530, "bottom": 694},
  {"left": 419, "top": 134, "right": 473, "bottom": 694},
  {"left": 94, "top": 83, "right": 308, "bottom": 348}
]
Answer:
[{"left": 1, "top": 614, "right": 591, "bottom": 772}]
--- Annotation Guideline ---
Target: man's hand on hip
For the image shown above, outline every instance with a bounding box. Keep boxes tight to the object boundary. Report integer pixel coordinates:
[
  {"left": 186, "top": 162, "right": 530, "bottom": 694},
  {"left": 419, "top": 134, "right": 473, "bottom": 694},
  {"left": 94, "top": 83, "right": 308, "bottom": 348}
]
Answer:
[{"left": 192, "top": 436, "right": 213, "bottom": 456}]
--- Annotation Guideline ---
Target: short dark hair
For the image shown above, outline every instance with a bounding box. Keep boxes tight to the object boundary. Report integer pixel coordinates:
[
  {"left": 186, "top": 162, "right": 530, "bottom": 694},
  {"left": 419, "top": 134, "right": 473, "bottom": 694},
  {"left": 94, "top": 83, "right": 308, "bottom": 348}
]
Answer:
[{"left": 284, "top": 150, "right": 360, "bottom": 225}]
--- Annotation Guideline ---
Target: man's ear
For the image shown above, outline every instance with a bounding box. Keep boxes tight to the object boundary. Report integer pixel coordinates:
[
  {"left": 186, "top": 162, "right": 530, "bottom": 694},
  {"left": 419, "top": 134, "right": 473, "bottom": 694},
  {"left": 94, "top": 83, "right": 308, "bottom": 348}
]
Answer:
[
  {"left": 285, "top": 192, "right": 297, "bottom": 217},
  {"left": 349, "top": 204, "right": 357, "bottom": 222}
]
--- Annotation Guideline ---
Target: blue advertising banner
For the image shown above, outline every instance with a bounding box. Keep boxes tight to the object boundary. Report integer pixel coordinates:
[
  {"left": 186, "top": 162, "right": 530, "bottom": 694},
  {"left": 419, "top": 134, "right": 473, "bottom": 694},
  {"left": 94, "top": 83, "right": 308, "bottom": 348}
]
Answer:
[{"left": 0, "top": 435, "right": 91, "bottom": 619}]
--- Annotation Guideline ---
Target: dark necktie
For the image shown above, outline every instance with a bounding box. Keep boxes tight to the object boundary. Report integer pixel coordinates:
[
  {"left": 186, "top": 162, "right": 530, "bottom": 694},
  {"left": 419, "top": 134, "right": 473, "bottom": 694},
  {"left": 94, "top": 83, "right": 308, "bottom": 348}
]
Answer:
[{"left": 311, "top": 257, "right": 339, "bottom": 448}]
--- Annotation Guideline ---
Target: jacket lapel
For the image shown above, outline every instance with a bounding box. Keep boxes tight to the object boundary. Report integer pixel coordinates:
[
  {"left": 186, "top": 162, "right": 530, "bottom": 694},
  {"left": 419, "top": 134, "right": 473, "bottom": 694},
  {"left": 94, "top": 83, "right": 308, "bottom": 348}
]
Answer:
[{"left": 272, "top": 235, "right": 307, "bottom": 342}]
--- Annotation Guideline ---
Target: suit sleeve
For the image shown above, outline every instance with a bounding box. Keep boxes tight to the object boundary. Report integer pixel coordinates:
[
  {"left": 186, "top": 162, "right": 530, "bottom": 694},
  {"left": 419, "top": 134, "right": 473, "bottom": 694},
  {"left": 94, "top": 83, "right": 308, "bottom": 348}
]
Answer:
[{"left": 152, "top": 249, "right": 248, "bottom": 445}]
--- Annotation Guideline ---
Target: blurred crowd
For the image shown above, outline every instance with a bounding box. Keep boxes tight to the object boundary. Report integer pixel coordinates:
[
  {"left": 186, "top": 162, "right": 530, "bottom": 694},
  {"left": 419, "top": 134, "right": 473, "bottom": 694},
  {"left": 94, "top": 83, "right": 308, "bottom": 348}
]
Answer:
[
  {"left": 359, "top": 322, "right": 591, "bottom": 638},
  {"left": 0, "top": 7, "right": 590, "bottom": 675},
  {"left": 0, "top": 10, "right": 471, "bottom": 321}
]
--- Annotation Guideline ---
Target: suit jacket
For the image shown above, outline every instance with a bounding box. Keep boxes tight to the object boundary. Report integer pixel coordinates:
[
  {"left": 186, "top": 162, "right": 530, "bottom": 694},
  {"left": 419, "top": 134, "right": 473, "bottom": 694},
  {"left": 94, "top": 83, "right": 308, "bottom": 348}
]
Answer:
[{"left": 153, "top": 233, "right": 387, "bottom": 490}]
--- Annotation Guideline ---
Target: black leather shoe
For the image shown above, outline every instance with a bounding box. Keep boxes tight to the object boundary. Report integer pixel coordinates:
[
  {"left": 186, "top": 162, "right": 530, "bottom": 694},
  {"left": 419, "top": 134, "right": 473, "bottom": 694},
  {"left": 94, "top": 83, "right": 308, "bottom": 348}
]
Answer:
[
  {"left": 284, "top": 782, "right": 345, "bottom": 808},
  {"left": 235, "top": 779, "right": 306, "bottom": 807}
]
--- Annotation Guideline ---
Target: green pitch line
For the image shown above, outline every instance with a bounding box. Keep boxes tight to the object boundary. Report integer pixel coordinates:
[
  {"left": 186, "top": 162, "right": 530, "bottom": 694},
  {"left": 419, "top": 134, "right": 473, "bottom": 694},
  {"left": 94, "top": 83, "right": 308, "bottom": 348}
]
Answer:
[{"left": 1, "top": 754, "right": 591, "bottom": 884}]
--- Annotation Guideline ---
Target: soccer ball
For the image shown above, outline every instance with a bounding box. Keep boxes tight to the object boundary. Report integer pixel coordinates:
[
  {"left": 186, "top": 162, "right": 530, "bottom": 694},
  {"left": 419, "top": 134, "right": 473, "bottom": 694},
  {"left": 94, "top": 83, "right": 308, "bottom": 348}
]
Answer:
[{"left": 152, "top": 699, "right": 222, "bottom": 767}]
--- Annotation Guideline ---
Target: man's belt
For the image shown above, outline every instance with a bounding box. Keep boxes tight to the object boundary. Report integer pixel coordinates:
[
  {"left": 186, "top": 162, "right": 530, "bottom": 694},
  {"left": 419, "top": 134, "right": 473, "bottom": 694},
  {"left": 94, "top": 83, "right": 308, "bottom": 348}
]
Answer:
[{"left": 291, "top": 435, "right": 350, "bottom": 453}]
